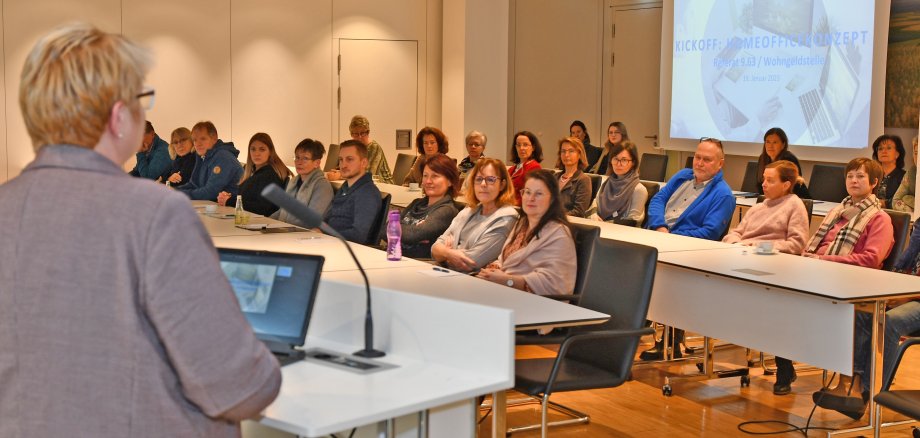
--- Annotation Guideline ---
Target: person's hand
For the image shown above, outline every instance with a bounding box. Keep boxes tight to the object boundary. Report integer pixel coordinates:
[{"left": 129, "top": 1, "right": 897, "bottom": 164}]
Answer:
[
  {"left": 802, "top": 252, "right": 820, "bottom": 259},
  {"left": 443, "top": 248, "right": 476, "bottom": 271},
  {"left": 216, "top": 191, "right": 231, "bottom": 206},
  {"left": 476, "top": 267, "right": 509, "bottom": 286},
  {"left": 656, "top": 227, "right": 669, "bottom": 233},
  {"left": 326, "top": 169, "right": 341, "bottom": 181},
  {"left": 167, "top": 172, "right": 182, "bottom": 184}
]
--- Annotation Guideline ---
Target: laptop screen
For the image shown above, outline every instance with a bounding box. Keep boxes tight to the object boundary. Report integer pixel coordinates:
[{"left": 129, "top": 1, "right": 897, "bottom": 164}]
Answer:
[{"left": 217, "top": 248, "right": 324, "bottom": 347}]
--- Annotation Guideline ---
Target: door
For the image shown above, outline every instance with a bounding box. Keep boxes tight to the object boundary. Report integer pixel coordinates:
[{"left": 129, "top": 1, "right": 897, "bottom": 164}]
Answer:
[
  {"left": 338, "top": 39, "right": 418, "bottom": 172},
  {"left": 604, "top": 4, "right": 662, "bottom": 163}
]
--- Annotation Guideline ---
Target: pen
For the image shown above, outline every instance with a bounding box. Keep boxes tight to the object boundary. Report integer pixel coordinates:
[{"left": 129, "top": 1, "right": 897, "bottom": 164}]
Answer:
[{"left": 432, "top": 267, "right": 449, "bottom": 273}]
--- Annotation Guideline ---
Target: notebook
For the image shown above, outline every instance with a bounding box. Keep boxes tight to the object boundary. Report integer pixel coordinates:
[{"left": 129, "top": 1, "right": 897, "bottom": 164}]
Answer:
[{"left": 218, "top": 248, "right": 325, "bottom": 366}]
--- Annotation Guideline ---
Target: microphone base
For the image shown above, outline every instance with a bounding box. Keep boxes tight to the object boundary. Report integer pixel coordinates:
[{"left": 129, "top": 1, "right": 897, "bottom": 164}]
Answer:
[{"left": 353, "top": 348, "right": 386, "bottom": 358}]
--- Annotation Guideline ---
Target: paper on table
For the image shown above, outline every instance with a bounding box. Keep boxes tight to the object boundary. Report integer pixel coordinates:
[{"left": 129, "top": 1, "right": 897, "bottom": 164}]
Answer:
[{"left": 418, "top": 267, "right": 464, "bottom": 277}]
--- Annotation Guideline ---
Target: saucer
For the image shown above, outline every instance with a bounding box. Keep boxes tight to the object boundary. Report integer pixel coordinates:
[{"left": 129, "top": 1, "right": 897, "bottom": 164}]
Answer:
[{"left": 755, "top": 248, "right": 778, "bottom": 255}]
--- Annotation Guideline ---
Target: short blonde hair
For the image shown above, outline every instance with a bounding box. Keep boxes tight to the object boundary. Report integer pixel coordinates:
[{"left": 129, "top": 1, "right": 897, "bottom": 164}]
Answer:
[{"left": 20, "top": 23, "right": 151, "bottom": 151}]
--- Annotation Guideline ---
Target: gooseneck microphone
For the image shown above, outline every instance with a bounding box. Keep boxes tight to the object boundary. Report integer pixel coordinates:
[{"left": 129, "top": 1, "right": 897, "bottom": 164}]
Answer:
[{"left": 262, "top": 183, "right": 385, "bottom": 358}]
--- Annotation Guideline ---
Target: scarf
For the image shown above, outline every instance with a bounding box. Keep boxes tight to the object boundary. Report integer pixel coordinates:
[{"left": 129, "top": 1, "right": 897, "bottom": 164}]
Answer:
[
  {"left": 597, "top": 168, "right": 640, "bottom": 220},
  {"left": 805, "top": 195, "right": 881, "bottom": 256}
]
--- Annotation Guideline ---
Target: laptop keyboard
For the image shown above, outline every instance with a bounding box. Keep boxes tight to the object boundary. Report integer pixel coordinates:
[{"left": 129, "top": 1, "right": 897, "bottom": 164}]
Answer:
[
  {"left": 799, "top": 89, "right": 833, "bottom": 142},
  {"left": 274, "top": 350, "right": 306, "bottom": 367}
]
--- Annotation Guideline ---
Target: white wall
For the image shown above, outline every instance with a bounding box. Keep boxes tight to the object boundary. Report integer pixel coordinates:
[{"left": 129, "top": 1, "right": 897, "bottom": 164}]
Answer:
[{"left": 0, "top": 0, "right": 441, "bottom": 182}]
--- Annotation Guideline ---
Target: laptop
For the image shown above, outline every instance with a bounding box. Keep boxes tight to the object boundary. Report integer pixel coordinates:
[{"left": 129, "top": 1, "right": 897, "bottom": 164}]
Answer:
[{"left": 218, "top": 248, "right": 325, "bottom": 366}]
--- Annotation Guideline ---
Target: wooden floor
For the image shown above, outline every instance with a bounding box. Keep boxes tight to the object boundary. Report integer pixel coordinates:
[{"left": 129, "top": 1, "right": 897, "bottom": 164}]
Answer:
[{"left": 479, "top": 336, "right": 920, "bottom": 437}]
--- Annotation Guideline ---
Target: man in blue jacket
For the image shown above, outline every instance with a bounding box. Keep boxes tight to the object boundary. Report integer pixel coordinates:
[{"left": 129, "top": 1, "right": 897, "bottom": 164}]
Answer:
[
  {"left": 641, "top": 137, "right": 736, "bottom": 360},
  {"left": 129, "top": 121, "right": 171, "bottom": 180},
  {"left": 324, "top": 139, "right": 382, "bottom": 244},
  {"left": 178, "top": 121, "right": 243, "bottom": 201}
]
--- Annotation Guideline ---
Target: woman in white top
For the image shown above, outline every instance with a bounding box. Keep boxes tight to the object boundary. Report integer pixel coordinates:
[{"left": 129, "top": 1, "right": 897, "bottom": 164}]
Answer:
[
  {"left": 589, "top": 140, "right": 648, "bottom": 226},
  {"left": 431, "top": 158, "right": 519, "bottom": 272}
]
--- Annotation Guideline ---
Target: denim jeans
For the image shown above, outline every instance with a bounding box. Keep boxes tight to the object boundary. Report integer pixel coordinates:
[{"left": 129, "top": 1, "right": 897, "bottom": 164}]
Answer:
[{"left": 853, "top": 300, "right": 920, "bottom": 393}]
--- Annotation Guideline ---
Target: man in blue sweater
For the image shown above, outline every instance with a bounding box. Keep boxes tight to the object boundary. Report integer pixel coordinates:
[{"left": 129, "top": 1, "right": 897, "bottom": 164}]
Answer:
[
  {"left": 178, "top": 121, "right": 242, "bottom": 201},
  {"left": 641, "top": 137, "right": 736, "bottom": 360},
  {"left": 324, "top": 139, "right": 382, "bottom": 244},
  {"left": 129, "top": 121, "right": 171, "bottom": 180}
]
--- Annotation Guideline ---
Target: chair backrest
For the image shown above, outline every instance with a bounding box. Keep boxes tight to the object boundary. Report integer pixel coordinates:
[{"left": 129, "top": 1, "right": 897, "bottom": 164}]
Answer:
[
  {"left": 568, "top": 238, "right": 657, "bottom": 378},
  {"left": 366, "top": 192, "right": 392, "bottom": 246},
  {"left": 685, "top": 155, "right": 693, "bottom": 168},
  {"left": 809, "top": 164, "right": 848, "bottom": 202},
  {"left": 568, "top": 222, "right": 601, "bottom": 297},
  {"left": 639, "top": 153, "right": 668, "bottom": 182},
  {"left": 323, "top": 144, "right": 340, "bottom": 172},
  {"left": 755, "top": 195, "right": 814, "bottom": 223},
  {"left": 392, "top": 153, "right": 417, "bottom": 186},
  {"left": 639, "top": 181, "right": 660, "bottom": 228},
  {"left": 883, "top": 208, "right": 911, "bottom": 271},
  {"left": 740, "top": 161, "right": 760, "bottom": 193},
  {"left": 586, "top": 173, "right": 603, "bottom": 205}
]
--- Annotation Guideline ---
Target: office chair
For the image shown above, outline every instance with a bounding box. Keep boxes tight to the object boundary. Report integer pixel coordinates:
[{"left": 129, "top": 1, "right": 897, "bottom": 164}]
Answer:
[
  {"left": 507, "top": 238, "right": 657, "bottom": 436},
  {"left": 639, "top": 153, "right": 668, "bottom": 182},
  {"left": 874, "top": 337, "right": 920, "bottom": 437},
  {"left": 366, "top": 192, "right": 392, "bottom": 247},
  {"left": 609, "top": 181, "right": 659, "bottom": 228},
  {"left": 740, "top": 161, "right": 759, "bottom": 193},
  {"left": 809, "top": 164, "right": 848, "bottom": 202},
  {"left": 323, "top": 144, "right": 340, "bottom": 172},
  {"left": 883, "top": 209, "right": 911, "bottom": 271},
  {"left": 391, "top": 153, "right": 416, "bottom": 186},
  {"left": 587, "top": 173, "right": 603, "bottom": 205}
]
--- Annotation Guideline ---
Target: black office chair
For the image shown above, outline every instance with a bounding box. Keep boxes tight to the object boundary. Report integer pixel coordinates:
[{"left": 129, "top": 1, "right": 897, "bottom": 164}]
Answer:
[
  {"left": 587, "top": 173, "right": 603, "bottom": 205},
  {"left": 515, "top": 223, "right": 600, "bottom": 346},
  {"left": 392, "top": 153, "right": 416, "bottom": 186},
  {"left": 323, "top": 143, "right": 340, "bottom": 172},
  {"left": 809, "top": 164, "right": 848, "bottom": 202},
  {"left": 610, "top": 181, "right": 659, "bottom": 228},
  {"left": 639, "top": 153, "right": 668, "bottom": 182},
  {"left": 366, "top": 192, "right": 392, "bottom": 247},
  {"left": 874, "top": 337, "right": 920, "bottom": 433},
  {"left": 508, "top": 238, "right": 657, "bottom": 436},
  {"left": 740, "top": 161, "right": 760, "bottom": 193},
  {"left": 685, "top": 156, "right": 694, "bottom": 168},
  {"left": 883, "top": 208, "right": 911, "bottom": 271}
]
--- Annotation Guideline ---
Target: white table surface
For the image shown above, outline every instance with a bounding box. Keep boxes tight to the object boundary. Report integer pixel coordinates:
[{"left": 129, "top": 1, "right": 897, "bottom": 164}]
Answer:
[
  {"left": 568, "top": 216, "right": 736, "bottom": 253},
  {"left": 331, "top": 180, "right": 424, "bottom": 208}
]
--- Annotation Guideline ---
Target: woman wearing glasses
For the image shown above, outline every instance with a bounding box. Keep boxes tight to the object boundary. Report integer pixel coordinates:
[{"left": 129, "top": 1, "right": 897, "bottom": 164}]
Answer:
[
  {"left": 157, "top": 127, "right": 196, "bottom": 187},
  {"left": 589, "top": 140, "right": 648, "bottom": 225},
  {"left": 555, "top": 137, "right": 592, "bottom": 217},
  {"left": 399, "top": 154, "right": 461, "bottom": 258},
  {"left": 270, "top": 138, "right": 334, "bottom": 227},
  {"left": 587, "top": 121, "right": 629, "bottom": 175},
  {"left": 477, "top": 169, "right": 576, "bottom": 296},
  {"left": 432, "top": 158, "right": 519, "bottom": 272}
]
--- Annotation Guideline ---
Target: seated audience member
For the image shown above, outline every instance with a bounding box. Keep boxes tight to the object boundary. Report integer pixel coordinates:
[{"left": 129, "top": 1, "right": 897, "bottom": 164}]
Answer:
[
  {"left": 432, "top": 158, "right": 519, "bottom": 272},
  {"left": 509, "top": 131, "right": 543, "bottom": 205},
  {"left": 804, "top": 158, "right": 895, "bottom": 419},
  {"left": 400, "top": 154, "right": 461, "bottom": 258},
  {"left": 404, "top": 126, "right": 449, "bottom": 186},
  {"left": 324, "top": 139, "right": 382, "bottom": 243},
  {"left": 459, "top": 130, "right": 486, "bottom": 178},
  {"left": 157, "top": 127, "right": 196, "bottom": 187},
  {"left": 555, "top": 136, "right": 592, "bottom": 217},
  {"left": 891, "top": 136, "right": 918, "bottom": 214},
  {"left": 477, "top": 170, "right": 576, "bottom": 296},
  {"left": 872, "top": 134, "right": 906, "bottom": 208},
  {"left": 327, "top": 115, "right": 393, "bottom": 184},
  {"left": 570, "top": 120, "right": 602, "bottom": 171},
  {"left": 177, "top": 121, "right": 243, "bottom": 201},
  {"left": 756, "top": 127, "right": 810, "bottom": 199},
  {"left": 640, "top": 137, "right": 735, "bottom": 361},
  {"left": 217, "top": 132, "right": 292, "bottom": 217},
  {"left": 587, "top": 121, "right": 629, "bottom": 175},
  {"left": 0, "top": 24, "right": 280, "bottom": 435},
  {"left": 589, "top": 140, "right": 648, "bottom": 225},
  {"left": 722, "top": 160, "right": 810, "bottom": 396},
  {"left": 271, "top": 138, "right": 334, "bottom": 226},
  {"left": 129, "top": 120, "right": 171, "bottom": 180}
]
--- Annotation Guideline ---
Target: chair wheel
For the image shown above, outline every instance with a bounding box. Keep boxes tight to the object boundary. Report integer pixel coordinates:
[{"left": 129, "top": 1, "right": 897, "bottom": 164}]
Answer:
[
  {"left": 913, "top": 426, "right": 920, "bottom": 438},
  {"left": 741, "top": 375, "right": 751, "bottom": 387},
  {"left": 662, "top": 385, "right": 673, "bottom": 396},
  {"left": 747, "top": 360, "right": 755, "bottom": 367}
]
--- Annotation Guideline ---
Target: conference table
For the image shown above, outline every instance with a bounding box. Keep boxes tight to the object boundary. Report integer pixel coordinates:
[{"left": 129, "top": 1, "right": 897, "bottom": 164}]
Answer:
[{"left": 193, "top": 201, "right": 609, "bottom": 437}]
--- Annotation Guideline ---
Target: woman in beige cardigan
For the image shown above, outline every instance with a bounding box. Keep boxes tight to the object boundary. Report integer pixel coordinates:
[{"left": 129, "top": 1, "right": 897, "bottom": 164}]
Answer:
[{"left": 477, "top": 169, "right": 577, "bottom": 296}]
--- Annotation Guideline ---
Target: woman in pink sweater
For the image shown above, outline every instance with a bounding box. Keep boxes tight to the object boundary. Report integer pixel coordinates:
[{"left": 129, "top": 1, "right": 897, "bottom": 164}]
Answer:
[{"left": 723, "top": 160, "right": 809, "bottom": 254}]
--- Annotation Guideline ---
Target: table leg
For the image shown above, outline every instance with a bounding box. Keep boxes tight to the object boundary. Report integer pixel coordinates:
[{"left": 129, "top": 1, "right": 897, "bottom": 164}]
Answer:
[
  {"left": 492, "top": 390, "right": 507, "bottom": 438},
  {"left": 418, "top": 409, "right": 429, "bottom": 438}
]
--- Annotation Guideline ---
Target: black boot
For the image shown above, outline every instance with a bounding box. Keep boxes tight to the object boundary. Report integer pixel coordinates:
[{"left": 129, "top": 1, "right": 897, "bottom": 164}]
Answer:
[
  {"left": 773, "top": 357, "right": 796, "bottom": 395},
  {"left": 639, "top": 328, "right": 683, "bottom": 361}
]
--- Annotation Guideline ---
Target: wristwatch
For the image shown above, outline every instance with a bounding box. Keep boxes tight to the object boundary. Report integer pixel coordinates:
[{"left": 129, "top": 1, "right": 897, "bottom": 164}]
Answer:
[{"left": 506, "top": 278, "right": 514, "bottom": 287}]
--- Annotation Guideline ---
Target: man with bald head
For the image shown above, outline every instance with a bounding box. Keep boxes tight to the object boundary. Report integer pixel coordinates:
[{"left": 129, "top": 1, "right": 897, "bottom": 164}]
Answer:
[{"left": 641, "top": 137, "right": 736, "bottom": 360}]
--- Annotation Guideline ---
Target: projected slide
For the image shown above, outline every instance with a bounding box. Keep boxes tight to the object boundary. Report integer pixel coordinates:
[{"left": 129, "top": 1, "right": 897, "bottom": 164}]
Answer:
[
  {"left": 670, "top": 0, "right": 876, "bottom": 148},
  {"left": 220, "top": 261, "right": 278, "bottom": 314}
]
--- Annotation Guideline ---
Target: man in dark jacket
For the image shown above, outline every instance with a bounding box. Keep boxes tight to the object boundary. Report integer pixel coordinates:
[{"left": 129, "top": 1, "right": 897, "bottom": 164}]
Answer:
[
  {"left": 178, "top": 121, "right": 243, "bottom": 201},
  {"left": 324, "top": 139, "right": 382, "bottom": 244},
  {"left": 129, "top": 120, "right": 171, "bottom": 180}
]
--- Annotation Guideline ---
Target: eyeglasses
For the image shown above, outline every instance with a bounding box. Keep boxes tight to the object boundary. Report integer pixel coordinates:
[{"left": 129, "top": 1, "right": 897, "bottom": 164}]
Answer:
[
  {"left": 474, "top": 176, "right": 500, "bottom": 186},
  {"left": 520, "top": 189, "right": 547, "bottom": 199},
  {"left": 137, "top": 88, "right": 155, "bottom": 111},
  {"left": 699, "top": 137, "right": 723, "bottom": 148},
  {"left": 560, "top": 148, "right": 578, "bottom": 155},
  {"left": 351, "top": 130, "right": 370, "bottom": 138},
  {"left": 612, "top": 158, "right": 632, "bottom": 165},
  {"left": 170, "top": 138, "right": 190, "bottom": 145},
  {"left": 294, "top": 155, "right": 315, "bottom": 162}
]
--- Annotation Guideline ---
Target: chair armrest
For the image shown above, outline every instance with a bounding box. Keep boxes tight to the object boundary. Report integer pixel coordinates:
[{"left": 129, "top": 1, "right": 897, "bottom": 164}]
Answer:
[
  {"left": 544, "top": 327, "right": 655, "bottom": 394},
  {"left": 881, "top": 337, "right": 920, "bottom": 391}
]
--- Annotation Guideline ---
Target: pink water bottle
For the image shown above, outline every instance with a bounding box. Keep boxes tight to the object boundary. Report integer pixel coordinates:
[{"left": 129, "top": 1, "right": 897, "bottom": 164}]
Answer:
[{"left": 386, "top": 210, "right": 402, "bottom": 261}]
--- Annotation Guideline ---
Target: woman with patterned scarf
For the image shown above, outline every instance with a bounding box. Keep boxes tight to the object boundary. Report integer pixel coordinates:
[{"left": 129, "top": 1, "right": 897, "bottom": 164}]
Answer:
[{"left": 802, "top": 157, "right": 895, "bottom": 420}]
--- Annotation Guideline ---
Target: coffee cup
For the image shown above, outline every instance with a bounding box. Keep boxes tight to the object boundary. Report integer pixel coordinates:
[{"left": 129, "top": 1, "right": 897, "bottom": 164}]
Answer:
[
  {"left": 205, "top": 204, "right": 218, "bottom": 213},
  {"left": 409, "top": 183, "right": 420, "bottom": 191},
  {"left": 757, "top": 241, "right": 774, "bottom": 254}
]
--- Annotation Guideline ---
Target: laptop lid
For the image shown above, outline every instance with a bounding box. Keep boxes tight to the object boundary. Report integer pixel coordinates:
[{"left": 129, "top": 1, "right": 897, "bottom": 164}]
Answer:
[{"left": 217, "top": 248, "right": 324, "bottom": 349}]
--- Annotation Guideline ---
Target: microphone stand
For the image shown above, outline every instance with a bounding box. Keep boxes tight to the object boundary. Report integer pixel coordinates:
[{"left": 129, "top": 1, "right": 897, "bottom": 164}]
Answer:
[{"left": 261, "top": 184, "right": 385, "bottom": 358}]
